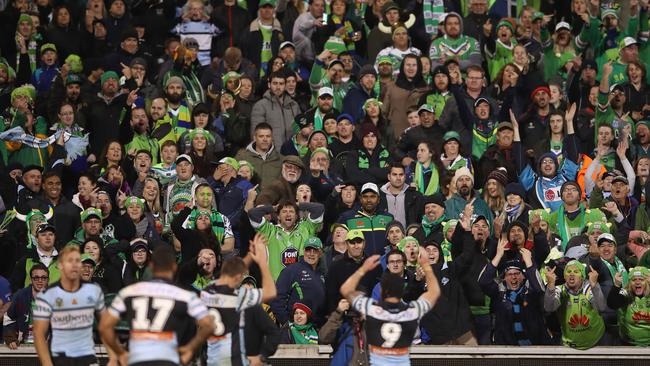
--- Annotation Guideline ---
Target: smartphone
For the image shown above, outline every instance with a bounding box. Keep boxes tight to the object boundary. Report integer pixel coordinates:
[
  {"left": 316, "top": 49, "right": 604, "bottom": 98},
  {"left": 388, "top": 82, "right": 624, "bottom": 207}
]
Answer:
[{"left": 322, "top": 13, "right": 328, "bottom": 23}]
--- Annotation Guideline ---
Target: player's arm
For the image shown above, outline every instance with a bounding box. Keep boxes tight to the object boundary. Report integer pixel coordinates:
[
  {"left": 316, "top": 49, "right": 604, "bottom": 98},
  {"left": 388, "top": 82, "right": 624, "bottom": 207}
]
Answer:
[
  {"left": 340, "top": 255, "right": 381, "bottom": 303},
  {"left": 249, "top": 233, "right": 277, "bottom": 303},
  {"left": 417, "top": 250, "right": 441, "bottom": 308},
  {"left": 33, "top": 319, "right": 52, "bottom": 366},
  {"left": 99, "top": 310, "right": 128, "bottom": 359},
  {"left": 178, "top": 307, "right": 216, "bottom": 364}
]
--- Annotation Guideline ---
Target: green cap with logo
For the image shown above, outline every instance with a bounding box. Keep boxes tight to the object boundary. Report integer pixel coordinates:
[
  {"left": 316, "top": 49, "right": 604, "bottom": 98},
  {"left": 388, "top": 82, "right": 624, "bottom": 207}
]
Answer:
[
  {"left": 346, "top": 229, "right": 364, "bottom": 241},
  {"left": 80, "top": 207, "right": 103, "bottom": 223},
  {"left": 218, "top": 157, "right": 240, "bottom": 171},
  {"left": 304, "top": 237, "right": 323, "bottom": 250},
  {"left": 259, "top": 0, "right": 276, "bottom": 7},
  {"left": 81, "top": 254, "right": 96, "bottom": 266}
]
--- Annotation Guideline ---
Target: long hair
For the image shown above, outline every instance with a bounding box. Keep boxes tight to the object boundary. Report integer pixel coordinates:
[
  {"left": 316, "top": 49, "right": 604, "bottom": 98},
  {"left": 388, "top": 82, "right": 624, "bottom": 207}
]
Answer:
[
  {"left": 625, "top": 277, "right": 650, "bottom": 298},
  {"left": 143, "top": 177, "right": 163, "bottom": 216},
  {"left": 97, "top": 139, "right": 125, "bottom": 169},
  {"left": 483, "top": 179, "right": 506, "bottom": 216}
]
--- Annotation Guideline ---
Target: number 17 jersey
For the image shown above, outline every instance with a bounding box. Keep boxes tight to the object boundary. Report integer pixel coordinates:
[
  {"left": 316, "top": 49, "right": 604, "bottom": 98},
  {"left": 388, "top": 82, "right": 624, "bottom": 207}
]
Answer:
[
  {"left": 108, "top": 278, "right": 209, "bottom": 365},
  {"left": 200, "top": 284, "right": 263, "bottom": 366}
]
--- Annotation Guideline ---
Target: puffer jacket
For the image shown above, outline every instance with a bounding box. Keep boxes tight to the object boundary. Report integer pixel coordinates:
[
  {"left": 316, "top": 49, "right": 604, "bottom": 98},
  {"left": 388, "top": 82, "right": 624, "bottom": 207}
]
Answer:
[{"left": 250, "top": 90, "right": 301, "bottom": 148}]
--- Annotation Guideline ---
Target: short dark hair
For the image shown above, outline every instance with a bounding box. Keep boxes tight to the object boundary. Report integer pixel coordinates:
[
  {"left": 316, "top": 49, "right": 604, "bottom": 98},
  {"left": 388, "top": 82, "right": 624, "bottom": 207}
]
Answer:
[
  {"left": 255, "top": 122, "right": 273, "bottom": 132},
  {"left": 388, "top": 162, "right": 405, "bottom": 174},
  {"left": 42, "top": 170, "right": 62, "bottom": 182},
  {"left": 386, "top": 249, "right": 407, "bottom": 263},
  {"left": 30, "top": 263, "right": 49, "bottom": 277},
  {"left": 268, "top": 71, "right": 286, "bottom": 82},
  {"left": 151, "top": 245, "right": 177, "bottom": 272},
  {"left": 380, "top": 272, "right": 405, "bottom": 299},
  {"left": 220, "top": 256, "right": 247, "bottom": 277},
  {"left": 160, "top": 139, "right": 178, "bottom": 151},
  {"left": 276, "top": 199, "right": 298, "bottom": 214}
]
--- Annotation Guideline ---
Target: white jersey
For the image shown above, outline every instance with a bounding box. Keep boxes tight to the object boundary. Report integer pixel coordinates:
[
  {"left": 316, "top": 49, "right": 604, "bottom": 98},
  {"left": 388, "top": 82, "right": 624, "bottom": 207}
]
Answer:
[{"left": 33, "top": 282, "right": 104, "bottom": 358}]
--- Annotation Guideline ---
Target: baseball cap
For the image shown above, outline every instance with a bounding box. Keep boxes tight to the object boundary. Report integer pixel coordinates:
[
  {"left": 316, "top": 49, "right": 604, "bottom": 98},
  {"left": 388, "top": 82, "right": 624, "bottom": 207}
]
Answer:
[
  {"left": 417, "top": 104, "right": 435, "bottom": 114},
  {"left": 555, "top": 21, "right": 571, "bottom": 32},
  {"left": 360, "top": 182, "right": 379, "bottom": 194},
  {"left": 259, "top": 0, "right": 276, "bottom": 7},
  {"left": 609, "top": 83, "right": 625, "bottom": 93},
  {"left": 318, "top": 87, "right": 334, "bottom": 98},
  {"left": 81, "top": 254, "right": 96, "bottom": 266},
  {"left": 81, "top": 208, "right": 102, "bottom": 223},
  {"left": 176, "top": 154, "right": 193, "bottom": 165},
  {"left": 217, "top": 157, "right": 240, "bottom": 171},
  {"left": 130, "top": 238, "right": 149, "bottom": 250},
  {"left": 620, "top": 36, "right": 638, "bottom": 49},
  {"left": 346, "top": 229, "right": 365, "bottom": 241},
  {"left": 279, "top": 41, "right": 295, "bottom": 50},
  {"left": 40, "top": 43, "right": 57, "bottom": 55},
  {"left": 66, "top": 73, "right": 82, "bottom": 85},
  {"left": 330, "top": 223, "right": 349, "bottom": 233},
  {"left": 611, "top": 175, "right": 629, "bottom": 185},
  {"left": 597, "top": 233, "right": 616, "bottom": 246},
  {"left": 443, "top": 131, "right": 461, "bottom": 143},
  {"left": 497, "top": 121, "right": 514, "bottom": 131},
  {"left": 36, "top": 223, "right": 56, "bottom": 235},
  {"left": 304, "top": 237, "right": 323, "bottom": 250}
]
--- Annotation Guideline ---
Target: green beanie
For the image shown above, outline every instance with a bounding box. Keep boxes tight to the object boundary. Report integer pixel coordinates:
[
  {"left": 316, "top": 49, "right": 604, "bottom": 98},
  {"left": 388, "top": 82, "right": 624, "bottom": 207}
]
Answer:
[
  {"left": 564, "top": 260, "right": 586, "bottom": 279},
  {"left": 11, "top": 85, "right": 36, "bottom": 103},
  {"left": 324, "top": 36, "right": 347, "bottom": 55},
  {"left": 100, "top": 71, "right": 119, "bottom": 86},
  {"left": 18, "top": 13, "right": 32, "bottom": 25},
  {"left": 397, "top": 236, "right": 420, "bottom": 252}
]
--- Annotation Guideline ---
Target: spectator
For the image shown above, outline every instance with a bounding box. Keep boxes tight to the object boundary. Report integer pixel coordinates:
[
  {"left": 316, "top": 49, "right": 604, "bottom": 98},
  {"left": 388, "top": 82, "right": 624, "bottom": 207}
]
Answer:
[
  {"left": 10, "top": 223, "right": 59, "bottom": 291},
  {"left": 241, "top": 0, "right": 284, "bottom": 78},
  {"left": 3, "top": 263, "right": 48, "bottom": 348},
  {"left": 429, "top": 13, "right": 481, "bottom": 71},
  {"left": 383, "top": 54, "right": 429, "bottom": 137}
]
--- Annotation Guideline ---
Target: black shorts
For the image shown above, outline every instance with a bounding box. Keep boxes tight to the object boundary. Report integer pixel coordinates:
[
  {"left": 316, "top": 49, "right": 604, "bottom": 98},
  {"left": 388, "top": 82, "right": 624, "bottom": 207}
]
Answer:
[{"left": 52, "top": 355, "right": 98, "bottom": 366}]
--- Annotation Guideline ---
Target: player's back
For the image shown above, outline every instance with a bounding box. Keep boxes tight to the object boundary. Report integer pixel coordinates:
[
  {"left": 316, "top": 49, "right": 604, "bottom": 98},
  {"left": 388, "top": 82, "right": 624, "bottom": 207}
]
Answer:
[
  {"left": 109, "top": 278, "right": 208, "bottom": 365},
  {"left": 201, "top": 283, "right": 263, "bottom": 366}
]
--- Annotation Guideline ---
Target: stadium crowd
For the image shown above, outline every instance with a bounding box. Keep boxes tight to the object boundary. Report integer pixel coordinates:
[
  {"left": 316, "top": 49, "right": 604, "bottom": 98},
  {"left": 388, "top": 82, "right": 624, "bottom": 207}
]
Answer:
[{"left": 0, "top": 0, "right": 649, "bottom": 364}]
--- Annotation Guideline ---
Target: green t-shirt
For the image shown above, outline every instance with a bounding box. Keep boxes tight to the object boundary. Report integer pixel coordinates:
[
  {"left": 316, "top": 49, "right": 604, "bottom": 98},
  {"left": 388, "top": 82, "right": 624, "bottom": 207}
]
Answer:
[{"left": 254, "top": 218, "right": 320, "bottom": 280}]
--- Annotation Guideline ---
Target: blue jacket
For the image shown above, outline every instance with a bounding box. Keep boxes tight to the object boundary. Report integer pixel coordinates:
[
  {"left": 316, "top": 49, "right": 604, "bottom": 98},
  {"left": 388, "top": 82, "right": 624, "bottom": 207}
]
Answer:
[
  {"left": 269, "top": 258, "right": 325, "bottom": 325},
  {"left": 208, "top": 175, "right": 252, "bottom": 229},
  {"left": 3, "top": 285, "right": 33, "bottom": 344},
  {"left": 31, "top": 65, "right": 59, "bottom": 96},
  {"left": 342, "top": 83, "right": 376, "bottom": 122}
]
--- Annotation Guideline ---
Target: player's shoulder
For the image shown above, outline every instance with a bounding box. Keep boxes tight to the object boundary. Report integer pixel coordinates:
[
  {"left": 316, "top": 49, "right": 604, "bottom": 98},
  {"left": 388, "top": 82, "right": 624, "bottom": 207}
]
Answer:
[{"left": 38, "top": 281, "right": 63, "bottom": 297}]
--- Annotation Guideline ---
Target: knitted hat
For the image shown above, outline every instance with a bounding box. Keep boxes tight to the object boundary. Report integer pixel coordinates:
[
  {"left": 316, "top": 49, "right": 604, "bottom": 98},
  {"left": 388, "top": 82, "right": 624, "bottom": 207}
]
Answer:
[
  {"left": 165, "top": 76, "right": 185, "bottom": 89},
  {"left": 507, "top": 220, "right": 528, "bottom": 243},
  {"left": 359, "top": 122, "right": 380, "bottom": 139},
  {"left": 363, "top": 98, "right": 383, "bottom": 112},
  {"left": 10, "top": 85, "right": 35, "bottom": 103},
  {"left": 422, "top": 192, "right": 445, "bottom": 208},
  {"left": 65, "top": 54, "right": 83, "bottom": 73},
  {"left": 397, "top": 236, "right": 419, "bottom": 252},
  {"left": 324, "top": 36, "right": 347, "bottom": 55},
  {"left": 120, "top": 27, "right": 138, "bottom": 42},
  {"left": 18, "top": 13, "right": 32, "bottom": 25},
  {"left": 560, "top": 180, "right": 581, "bottom": 197},
  {"left": 358, "top": 64, "right": 377, "bottom": 79},
  {"left": 385, "top": 220, "right": 405, "bottom": 237},
  {"left": 100, "top": 71, "right": 119, "bottom": 86},
  {"left": 486, "top": 168, "right": 509, "bottom": 188},
  {"left": 502, "top": 259, "right": 525, "bottom": 274},
  {"left": 601, "top": 8, "right": 618, "bottom": 20},
  {"left": 531, "top": 85, "right": 551, "bottom": 99},
  {"left": 443, "top": 219, "right": 458, "bottom": 234},
  {"left": 377, "top": 55, "right": 393, "bottom": 65},
  {"left": 505, "top": 182, "right": 526, "bottom": 199},
  {"left": 629, "top": 266, "right": 650, "bottom": 279},
  {"left": 238, "top": 160, "right": 255, "bottom": 176},
  {"left": 454, "top": 167, "right": 473, "bottom": 184},
  {"left": 124, "top": 196, "right": 145, "bottom": 210},
  {"left": 538, "top": 152, "right": 559, "bottom": 172}
]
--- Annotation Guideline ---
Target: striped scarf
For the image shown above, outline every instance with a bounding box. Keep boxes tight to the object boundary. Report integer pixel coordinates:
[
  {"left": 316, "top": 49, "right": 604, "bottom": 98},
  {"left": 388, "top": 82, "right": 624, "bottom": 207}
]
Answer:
[
  {"left": 0, "top": 126, "right": 89, "bottom": 162},
  {"left": 507, "top": 287, "right": 532, "bottom": 346},
  {"left": 423, "top": 0, "right": 445, "bottom": 36}
]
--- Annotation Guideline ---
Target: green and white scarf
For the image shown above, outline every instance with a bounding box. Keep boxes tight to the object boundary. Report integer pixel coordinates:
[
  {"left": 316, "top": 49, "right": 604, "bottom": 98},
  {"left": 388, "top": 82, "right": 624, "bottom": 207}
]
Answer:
[
  {"left": 414, "top": 162, "right": 439, "bottom": 195},
  {"left": 290, "top": 323, "right": 318, "bottom": 344},
  {"left": 423, "top": 0, "right": 445, "bottom": 36},
  {"left": 602, "top": 257, "right": 628, "bottom": 287}
]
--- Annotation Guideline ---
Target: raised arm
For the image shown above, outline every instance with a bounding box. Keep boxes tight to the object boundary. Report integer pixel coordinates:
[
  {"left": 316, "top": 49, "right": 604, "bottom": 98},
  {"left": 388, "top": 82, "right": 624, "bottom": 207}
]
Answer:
[
  {"left": 249, "top": 233, "right": 277, "bottom": 303},
  {"left": 416, "top": 249, "right": 441, "bottom": 308},
  {"left": 340, "top": 255, "right": 381, "bottom": 302}
]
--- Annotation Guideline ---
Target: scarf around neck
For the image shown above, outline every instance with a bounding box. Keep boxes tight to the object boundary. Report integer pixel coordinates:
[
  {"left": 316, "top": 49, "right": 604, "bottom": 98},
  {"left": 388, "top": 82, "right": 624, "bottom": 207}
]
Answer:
[{"left": 290, "top": 322, "right": 318, "bottom": 344}]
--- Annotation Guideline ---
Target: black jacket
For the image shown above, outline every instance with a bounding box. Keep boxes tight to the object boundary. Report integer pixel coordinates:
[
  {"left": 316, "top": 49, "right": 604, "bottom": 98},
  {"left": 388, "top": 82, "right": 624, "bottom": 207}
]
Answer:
[
  {"left": 450, "top": 226, "right": 492, "bottom": 307},
  {"left": 378, "top": 186, "right": 422, "bottom": 228},
  {"left": 324, "top": 253, "right": 381, "bottom": 314}
]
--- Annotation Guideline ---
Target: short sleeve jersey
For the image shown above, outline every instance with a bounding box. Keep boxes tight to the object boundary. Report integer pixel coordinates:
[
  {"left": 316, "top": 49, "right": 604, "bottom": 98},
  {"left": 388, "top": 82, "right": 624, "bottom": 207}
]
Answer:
[
  {"left": 33, "top": 282, "right": 104, "bottom": 358},
  {"left": 352, "top": 294, "right": 431, "bottom": 349},
  {"left": 108, "top": 279, "right": 209, "bottom": 365},
  {"left": 201, "top": 284, "right": 263, "bottom": 366}
]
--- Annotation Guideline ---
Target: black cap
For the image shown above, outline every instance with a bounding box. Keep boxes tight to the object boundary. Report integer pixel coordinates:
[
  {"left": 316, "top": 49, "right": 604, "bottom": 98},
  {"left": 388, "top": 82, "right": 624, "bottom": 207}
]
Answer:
[
  {"left": 36, "top": 223, "right": 56, "bottom": 235},
  {"left": 22, "top": 165, "right": 43, "bottom": 175},
  {"left": 581, "top": 59, "right": 598, "bottom": 72},
  {"left": 358, "top": 64, "right": 377, "bottom": 79},
  {"left": 121, "top": 27, "right": 138, "bottom": 42}
]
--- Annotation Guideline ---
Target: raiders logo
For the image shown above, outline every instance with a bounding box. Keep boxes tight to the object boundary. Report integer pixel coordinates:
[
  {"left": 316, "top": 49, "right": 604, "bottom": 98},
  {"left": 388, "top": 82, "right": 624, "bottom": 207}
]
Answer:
[{"left": 281, "top": 247, "right": 299, "bottom": 267}]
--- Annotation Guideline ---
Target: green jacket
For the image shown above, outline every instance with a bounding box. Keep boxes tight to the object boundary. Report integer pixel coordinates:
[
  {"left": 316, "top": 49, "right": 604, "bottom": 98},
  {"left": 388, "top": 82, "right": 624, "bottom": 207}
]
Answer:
[{"left": 5, "top": 112, "right": 50, "bottom": 168}]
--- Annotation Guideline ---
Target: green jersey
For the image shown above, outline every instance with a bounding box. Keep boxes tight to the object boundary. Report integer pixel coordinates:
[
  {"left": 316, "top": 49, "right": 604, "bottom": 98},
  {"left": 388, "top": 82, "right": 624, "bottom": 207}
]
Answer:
[
  {"left": 254, "top": 218, "right": 320, "bottom": 280},
  {"left": 549, "top": 284, "right": 605, "bottom": 349},
  {"left": 617, "top": 293, "right": 650, "bottom": 346}
]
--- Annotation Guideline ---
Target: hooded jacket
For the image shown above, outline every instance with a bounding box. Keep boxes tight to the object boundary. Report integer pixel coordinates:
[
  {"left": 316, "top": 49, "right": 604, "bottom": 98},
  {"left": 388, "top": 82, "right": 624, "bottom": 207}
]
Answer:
[
  {"left": 241, "top": 18, "right": 283, "bottom": 74},
  {"left": 234, "top": 142, "right": 283, "bottom": 189},
  {"left": 378, "top": 182, "right": 422, "bottom": 227},
  {"left": 429, "top": 13, "right": 481, "bottom": 70},
  {"left": 420, "top": 234, "right": 475, "bottom": 344},
  {"left": 383, "top": 56, "right": 429, "bottom": 137},
  {"left": 250, "top": 90, "right": 301, "bottom": 148},
  {"left": 270, "top": 258, "right": 326, "bottom": 326}
]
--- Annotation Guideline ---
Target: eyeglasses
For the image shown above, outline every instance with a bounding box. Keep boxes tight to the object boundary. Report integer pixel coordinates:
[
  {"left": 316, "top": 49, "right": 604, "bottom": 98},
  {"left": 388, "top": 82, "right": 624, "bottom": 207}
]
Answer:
[{"left": 31, "top": 276, "right": 49, "bottom": 281}]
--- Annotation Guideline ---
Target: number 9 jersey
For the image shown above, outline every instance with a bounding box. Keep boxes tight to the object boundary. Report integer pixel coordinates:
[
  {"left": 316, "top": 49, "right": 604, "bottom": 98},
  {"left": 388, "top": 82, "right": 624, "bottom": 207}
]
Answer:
[
  {"left": 351, "top": 294, "right": 432, "bottom": 365},
  {"left": 200, "top": 284, "right": 263, "bottom": 366}
]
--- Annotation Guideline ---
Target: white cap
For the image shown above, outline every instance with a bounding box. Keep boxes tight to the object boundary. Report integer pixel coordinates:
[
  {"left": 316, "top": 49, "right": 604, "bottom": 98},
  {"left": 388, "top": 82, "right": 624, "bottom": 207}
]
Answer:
[
  {"left": 597, "top": 233, "right": 616, "bottom": 246},
  {"left": 279, "top": 41, "right": 295, "bottom": 49},
  {"left": 360, "top": 182, "right": 379, "bottom": 194},
  {"left": 175, "top": 154, "right": 193, "bottom": 165},
  {"left": 621, "top": 36, "right": 638, "bottom": 48},
  {"left": 555, "top": 21, "right": 571, "bottom": 32},
  {"left": 318, "top": 87, "right": 334, "bottom": 98}
]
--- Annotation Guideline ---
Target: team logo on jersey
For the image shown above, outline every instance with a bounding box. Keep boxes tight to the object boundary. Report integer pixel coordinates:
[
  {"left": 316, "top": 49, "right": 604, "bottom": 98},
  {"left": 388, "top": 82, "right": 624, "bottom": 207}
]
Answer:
[
  {"left": 72, "top": 298, "right": 77, "bottom": 305},
  {"left": 568, "top": 314, "right": 590, "bottom": 328},
  {"left": 87, "top": 296, "right": 95, "bottom": 304},
  {"left": 281, "top": 247, "right": 299, "bottom": 267},
  {"left": 55, "top": 298, "right": 63, "bottom": 308},
  {"left": 544, "top": 189, "right": 555, "bottom": 201}
]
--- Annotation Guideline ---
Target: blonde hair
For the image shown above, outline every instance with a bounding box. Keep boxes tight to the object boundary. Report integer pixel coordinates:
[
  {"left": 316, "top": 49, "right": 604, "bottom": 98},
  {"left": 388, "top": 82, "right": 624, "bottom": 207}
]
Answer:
[{"left": 58, "top": 244, "right": 81, "bottom": 262}]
